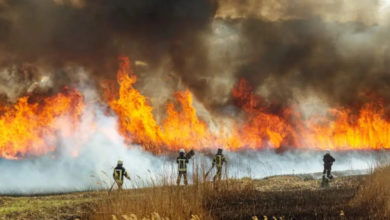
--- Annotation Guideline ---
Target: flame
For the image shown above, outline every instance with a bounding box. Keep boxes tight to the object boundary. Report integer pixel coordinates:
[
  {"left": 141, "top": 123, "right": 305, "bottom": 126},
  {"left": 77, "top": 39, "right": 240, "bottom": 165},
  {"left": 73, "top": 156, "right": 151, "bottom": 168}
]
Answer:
[
  {"left": 161, "top": 90, "right": 210, "bottom": 150},
  {"left": 230, "top": 78, "right": 298, "bottom": 149},
  {"left": 109, "top": 56, "right": 213, "bottom": 152},
  {"left": 109, "top": 57, "right": 162, "bottom": 150},
  {"left": 109, "top": 56, "right": 390, "bottom": 151},
  {"left": 306, "top": 99, "right": 390, "bottom": 150},
  {"left": 109, "top": 56, "right": 299, "bottom": 151},
  {"left": 2, "top": 55, "right": 390, "bottom": 160},
  {"left": 0, "top": 88, "right": 84, "bottom": 159}
]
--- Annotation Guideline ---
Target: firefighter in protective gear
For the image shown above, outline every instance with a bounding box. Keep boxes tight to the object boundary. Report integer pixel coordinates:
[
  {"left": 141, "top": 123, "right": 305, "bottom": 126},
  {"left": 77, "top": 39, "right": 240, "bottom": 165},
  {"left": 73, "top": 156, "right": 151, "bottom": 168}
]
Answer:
[
  {"left": 212, "top": 148, "right": 226, "bottom": 182},
  {"left": 323, "top": 151, "right": 335, "bottom": 179},
  {"left": 177, "top": 149, "right": 189, "bottom": 185},
  {"left": 113, "top": 160, "right": 130, "bottom": 190}
]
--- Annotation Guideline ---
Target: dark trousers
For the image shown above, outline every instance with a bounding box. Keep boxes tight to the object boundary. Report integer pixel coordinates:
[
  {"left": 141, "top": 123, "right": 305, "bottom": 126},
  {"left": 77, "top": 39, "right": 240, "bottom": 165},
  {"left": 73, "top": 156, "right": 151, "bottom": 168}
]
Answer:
[
  {"left": 213, "top": 167, "right": 222, "bottom": 182},
  {"left": 323, "top": 165, "right": 332, "bottom": 178},
  {"left": 177, "top": 171, "right": 188, "bottom": 185}
]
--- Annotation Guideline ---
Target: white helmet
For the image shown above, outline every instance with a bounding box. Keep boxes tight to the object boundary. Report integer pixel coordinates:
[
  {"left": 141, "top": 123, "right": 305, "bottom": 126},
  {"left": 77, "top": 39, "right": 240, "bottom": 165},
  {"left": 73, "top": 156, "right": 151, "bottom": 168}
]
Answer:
[
  {"left": 180, "top": 149, "right": 185, "bottom": 153},
  {"left": 117, "top": 160, "right": 123, "bottom": 165}
]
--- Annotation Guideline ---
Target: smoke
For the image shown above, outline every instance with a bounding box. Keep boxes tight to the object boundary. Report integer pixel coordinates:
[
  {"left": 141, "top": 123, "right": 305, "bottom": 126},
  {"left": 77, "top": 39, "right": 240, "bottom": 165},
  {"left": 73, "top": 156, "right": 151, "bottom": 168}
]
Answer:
[
  {"left": 0, "top": 88, "right": 386, "bottom": 194},
  {"left": 0, "top": 0, "right": 217, "bottom": 103},
  {"left": 0, "top": 112, "right": 169, "bottom": 194},
  {"left": 2, "top": 0, "right": 390, "bottom": 194},
  {"left": 0, "top": 0, "right": 389, "bottom": 111},
  {"left": 0, "top": 115, "right": 384, "bottom": 194},
  {"left": 208, "top": 0, "right": 390, "bottom": 112},
  {"left": 0, "top": 81, "right": 385, "bottom": 194}
]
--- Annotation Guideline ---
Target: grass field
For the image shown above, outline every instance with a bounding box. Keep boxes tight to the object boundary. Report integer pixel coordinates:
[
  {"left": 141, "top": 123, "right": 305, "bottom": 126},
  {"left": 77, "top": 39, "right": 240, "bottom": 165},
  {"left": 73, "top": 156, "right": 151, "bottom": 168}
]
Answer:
[
  {"left": 0, "top": 191, "right": 102, "bottom": 219},
  {"left": 0, "top": 171, "right": 372, "bottom": 220}
]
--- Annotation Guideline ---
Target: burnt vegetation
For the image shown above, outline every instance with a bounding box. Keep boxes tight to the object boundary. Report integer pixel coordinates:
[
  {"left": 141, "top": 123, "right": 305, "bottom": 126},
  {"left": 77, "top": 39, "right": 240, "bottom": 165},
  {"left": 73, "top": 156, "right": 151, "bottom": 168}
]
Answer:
[{"left": 86, "top": 173, "right": 386, "bottom": 219}]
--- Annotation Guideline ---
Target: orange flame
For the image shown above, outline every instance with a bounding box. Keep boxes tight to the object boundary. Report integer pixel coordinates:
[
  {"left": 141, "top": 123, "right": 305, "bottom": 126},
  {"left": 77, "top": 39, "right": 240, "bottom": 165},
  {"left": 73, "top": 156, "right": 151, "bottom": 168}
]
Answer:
[
  {"left": 161, "top": 90, "right": 210, "bottom": 150},
  {"left": 109, "top": 57, "right": 162, "bottom": 150},
  {"left": 0, "top": 88, "right": 84, "bottom": 159},
  {"left": 109, "top": 56, "right": 390, "bottom": 152},
  {"left": 230, "top": 78, "right": 298, "bottom": 149},
  {"left": 2, "top": 55, "right": 389, "bottom": 159},
  {"left": 109, "top": 56, "right": 213, "bottom": 152},
  {"left": 305, "top": 99, "right": 390, "bottom": 150},
  {"left": 109, "top": 56, "right": 301, "bottom": 152}
]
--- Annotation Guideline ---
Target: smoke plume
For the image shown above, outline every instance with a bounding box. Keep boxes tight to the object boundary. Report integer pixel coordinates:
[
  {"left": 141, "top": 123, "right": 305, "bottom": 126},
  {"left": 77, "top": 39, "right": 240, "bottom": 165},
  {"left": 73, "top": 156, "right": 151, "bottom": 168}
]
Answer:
[{"left": 0, "top": 0, "right": 389, "bottom": 111}]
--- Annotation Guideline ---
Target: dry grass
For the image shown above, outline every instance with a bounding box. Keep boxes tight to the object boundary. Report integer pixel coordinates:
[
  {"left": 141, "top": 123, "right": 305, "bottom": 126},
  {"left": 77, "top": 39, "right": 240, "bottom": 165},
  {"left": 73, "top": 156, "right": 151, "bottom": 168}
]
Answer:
[
  {"left": 351, "top": 164, "right": 390, "bottom": 218},
  {"left": 90, "top": 160, "right": 231, "bottom": 220},
  {"left": 0, "top": 191, "right": 103, "bottom": 219},
  {"left": 0, "top": 170, "right": 375, "bottom": 219},
  {"left": 90, "top": 174, "right": 366, "bottom": 220},
  {"left": 90, "top": 180, "right": 247, "bottom": 220}
]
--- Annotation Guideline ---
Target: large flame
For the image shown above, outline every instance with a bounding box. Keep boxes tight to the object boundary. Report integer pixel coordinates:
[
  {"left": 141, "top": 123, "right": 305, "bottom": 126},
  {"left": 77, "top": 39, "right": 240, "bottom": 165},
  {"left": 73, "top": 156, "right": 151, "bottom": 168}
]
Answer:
[
  {"left": 0, "top": 88, "right": 84, "bottom": 159},
  {"left": 1, "top": 56, "right": 390, "bottom": 160},
  {"left": 230, "top": 78, "right": 298, "bottom": 149},
  {"left": 109, "top": 57, "right": 213, "bottom": 152},
  {"left": 109, "top": 57, "right": 162, "bottom": 150},
  {"left": 109, "top": 56, "right": 390, "bottom": 152},
  {"left": 305, "top": 99, "right": 390, "bottom": 150}
]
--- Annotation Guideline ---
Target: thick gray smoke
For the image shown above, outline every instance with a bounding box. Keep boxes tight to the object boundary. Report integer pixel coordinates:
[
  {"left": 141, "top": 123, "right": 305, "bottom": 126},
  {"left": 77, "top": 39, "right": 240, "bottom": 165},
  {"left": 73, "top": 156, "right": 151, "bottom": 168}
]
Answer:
[
  {"left": 0, "top": 0, "right": 390, "bottom": 112},
  {"left": 0, "top": 0, "right": 217, "bottom": 103}
]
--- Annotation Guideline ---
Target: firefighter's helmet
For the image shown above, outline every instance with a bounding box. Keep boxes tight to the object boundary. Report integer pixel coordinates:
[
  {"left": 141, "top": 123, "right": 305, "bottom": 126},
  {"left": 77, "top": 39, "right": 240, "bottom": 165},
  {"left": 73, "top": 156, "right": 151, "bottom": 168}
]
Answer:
[
  {"left": 217, "top": 148, "right": 223, "bottom": 154},
  {"left": 180, "top": 149, "right": 185, "bottom": 153},
  {"left": 117, "top": 160, "right": 123, "bottom": 165}
]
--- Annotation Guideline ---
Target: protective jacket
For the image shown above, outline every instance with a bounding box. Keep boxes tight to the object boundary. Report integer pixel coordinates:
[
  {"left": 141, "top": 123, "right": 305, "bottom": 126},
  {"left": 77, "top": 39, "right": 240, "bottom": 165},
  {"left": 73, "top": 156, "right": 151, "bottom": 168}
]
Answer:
[
  {"left": 177, "top": 154, "right": 189, "bottom": 172},
  {"left": 323, "top": 154, "right": 335, "bottom": 168},
  {"left": 213, "top": 153, "right": 226, "bottom": 168},
  {"left": 113, "top": 165, "right": 129, "bottom": 182}
]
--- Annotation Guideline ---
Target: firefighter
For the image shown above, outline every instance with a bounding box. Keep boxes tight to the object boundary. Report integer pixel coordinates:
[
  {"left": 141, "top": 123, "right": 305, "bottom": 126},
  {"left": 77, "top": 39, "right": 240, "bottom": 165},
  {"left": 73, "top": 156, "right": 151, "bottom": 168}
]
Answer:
[
  {"left": 113, "top": 160, "right": 130, "bottom": 190},
  {"left": 176, "top": 149, "right": 189, "bottom": 185},
  {"left": 323, "top": 151, "right": 335, "bottom": 179},
  {"left": 212, "top": 148, "right": 226, "bottom": 182}
]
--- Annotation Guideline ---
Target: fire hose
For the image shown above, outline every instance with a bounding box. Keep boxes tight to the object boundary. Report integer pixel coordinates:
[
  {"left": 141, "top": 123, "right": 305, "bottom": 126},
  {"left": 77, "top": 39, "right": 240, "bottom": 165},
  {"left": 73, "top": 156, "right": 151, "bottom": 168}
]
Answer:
[
  {"left": 204, "top": 165, "right": 214, "bottom": 178},
  {"left": 108, "top": 182, "right": 115, "bottom": 194}
]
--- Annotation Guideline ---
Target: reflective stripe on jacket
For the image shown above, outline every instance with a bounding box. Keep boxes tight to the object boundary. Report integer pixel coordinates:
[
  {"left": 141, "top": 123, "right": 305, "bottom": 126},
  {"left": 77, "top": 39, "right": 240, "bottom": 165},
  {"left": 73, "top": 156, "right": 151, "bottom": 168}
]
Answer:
[
  {"left": 113, "top": 166, "right": 128, "bottom": 182},
  {"left": 213, "top": 154, "right": 225, "bottom": 168},
  {"left": 177, "top": 158, "right": 188, "bottom": 172},
  {"left": 114, "top": 169, "right": 123, "bottom": 181}
]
